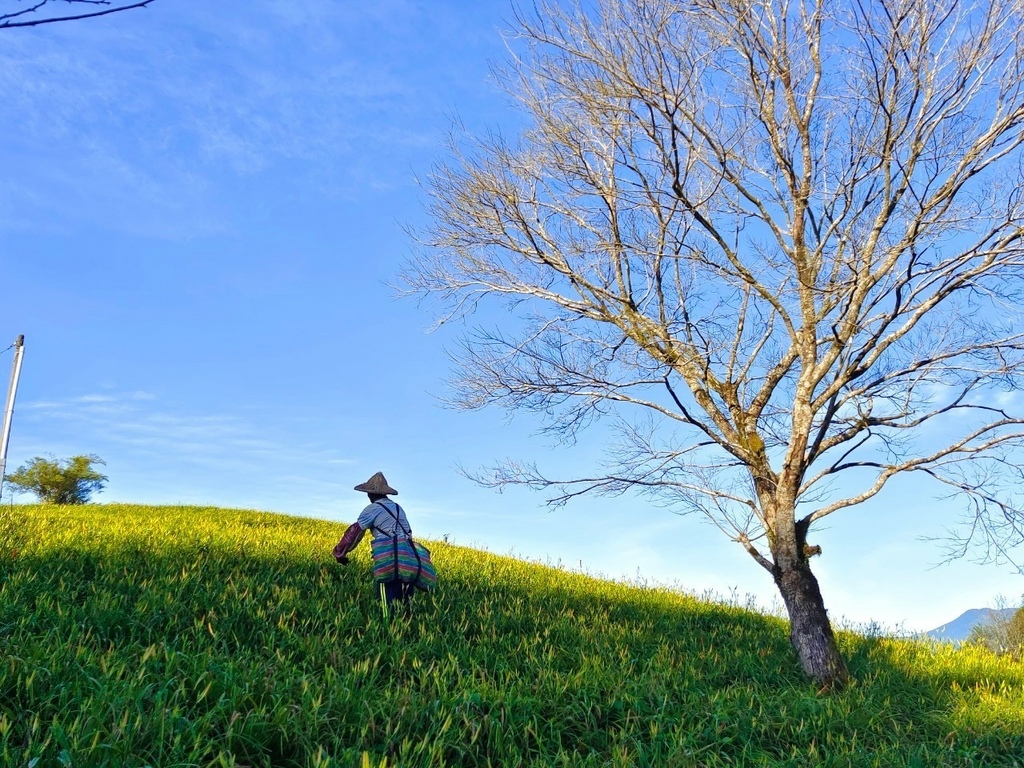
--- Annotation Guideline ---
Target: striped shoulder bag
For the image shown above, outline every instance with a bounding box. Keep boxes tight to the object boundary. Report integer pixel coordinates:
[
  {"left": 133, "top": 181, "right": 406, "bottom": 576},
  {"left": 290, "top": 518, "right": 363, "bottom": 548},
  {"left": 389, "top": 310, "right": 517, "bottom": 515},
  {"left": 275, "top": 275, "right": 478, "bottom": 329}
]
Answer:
[{"left": 369, "top": 503, "right": 438, "bottom": 591}]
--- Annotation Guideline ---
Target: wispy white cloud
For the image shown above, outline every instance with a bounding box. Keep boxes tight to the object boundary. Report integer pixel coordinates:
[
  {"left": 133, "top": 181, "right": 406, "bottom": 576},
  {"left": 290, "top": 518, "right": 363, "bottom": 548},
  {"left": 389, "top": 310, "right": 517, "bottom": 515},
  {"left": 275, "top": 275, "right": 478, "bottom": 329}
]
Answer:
[
  {"left": 0, "top": 0, "right": 486, "bottom": 237},
  {"left": 11, "top": 390, "right": 357, "bottom": 510},
  {"left": 23, "top": 390, "right": 158, "bottom": 410}
]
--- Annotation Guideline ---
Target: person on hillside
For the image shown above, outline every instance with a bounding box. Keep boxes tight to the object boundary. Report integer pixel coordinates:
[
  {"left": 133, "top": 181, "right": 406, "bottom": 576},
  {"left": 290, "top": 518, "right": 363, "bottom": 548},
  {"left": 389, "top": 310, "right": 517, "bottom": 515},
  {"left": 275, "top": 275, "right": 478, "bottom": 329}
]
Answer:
[{"left": 332, "top": 471, "right": 418, "bottom": 615}]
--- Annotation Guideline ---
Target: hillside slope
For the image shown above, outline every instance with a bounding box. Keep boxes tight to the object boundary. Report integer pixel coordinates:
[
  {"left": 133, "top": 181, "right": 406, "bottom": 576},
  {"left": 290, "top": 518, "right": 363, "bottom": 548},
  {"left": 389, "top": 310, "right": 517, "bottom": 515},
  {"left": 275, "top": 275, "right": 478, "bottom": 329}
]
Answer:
[{"left": 1, "top": 503, "right": 1023, "bottom": 767}]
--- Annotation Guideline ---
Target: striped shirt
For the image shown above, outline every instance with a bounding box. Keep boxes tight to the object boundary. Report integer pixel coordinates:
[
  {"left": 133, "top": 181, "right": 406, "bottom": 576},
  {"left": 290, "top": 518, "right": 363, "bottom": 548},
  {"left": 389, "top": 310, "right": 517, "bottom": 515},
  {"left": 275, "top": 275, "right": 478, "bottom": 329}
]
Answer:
[{"left": 356, "top": 499, "right": 412, "bottom": 541}]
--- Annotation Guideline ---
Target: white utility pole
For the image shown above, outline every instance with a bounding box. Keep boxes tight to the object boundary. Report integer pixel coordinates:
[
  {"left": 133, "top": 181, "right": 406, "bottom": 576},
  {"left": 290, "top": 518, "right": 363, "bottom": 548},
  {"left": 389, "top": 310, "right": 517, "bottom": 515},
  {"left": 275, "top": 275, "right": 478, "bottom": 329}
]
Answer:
[{"left": 0, "top": 335, "right": 26, "bottom": 501}]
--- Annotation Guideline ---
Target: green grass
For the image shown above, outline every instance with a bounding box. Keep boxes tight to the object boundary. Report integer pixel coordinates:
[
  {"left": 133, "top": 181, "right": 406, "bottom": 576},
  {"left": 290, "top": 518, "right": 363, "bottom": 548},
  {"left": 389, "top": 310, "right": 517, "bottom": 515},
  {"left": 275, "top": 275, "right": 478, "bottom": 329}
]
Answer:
[{"left": 1, "top": 503, "right": 1022, "bottom": 767}]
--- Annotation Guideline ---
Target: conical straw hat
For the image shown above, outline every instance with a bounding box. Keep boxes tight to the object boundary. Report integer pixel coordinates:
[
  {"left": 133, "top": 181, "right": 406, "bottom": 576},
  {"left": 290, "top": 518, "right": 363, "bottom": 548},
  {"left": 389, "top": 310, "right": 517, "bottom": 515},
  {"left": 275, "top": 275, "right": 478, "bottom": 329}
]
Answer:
[{"left": 353, "top": 471, "right": 397, "bottom": 495}]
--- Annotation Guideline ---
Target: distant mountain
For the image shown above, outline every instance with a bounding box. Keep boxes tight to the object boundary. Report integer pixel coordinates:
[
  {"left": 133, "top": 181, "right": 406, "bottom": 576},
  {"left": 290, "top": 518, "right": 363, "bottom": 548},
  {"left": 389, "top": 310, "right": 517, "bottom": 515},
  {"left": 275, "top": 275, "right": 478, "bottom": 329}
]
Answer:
[{"left": 925, "top": 607, "right": 1017, "bottom": 643}]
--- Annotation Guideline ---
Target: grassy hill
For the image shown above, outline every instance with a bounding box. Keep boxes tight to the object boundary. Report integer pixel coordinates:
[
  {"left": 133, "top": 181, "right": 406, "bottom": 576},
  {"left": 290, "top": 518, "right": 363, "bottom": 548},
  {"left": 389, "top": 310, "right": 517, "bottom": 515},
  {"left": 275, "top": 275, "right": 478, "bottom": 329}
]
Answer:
[{"left": 1, "top": 503, "right": 1022, "bottom": 767}]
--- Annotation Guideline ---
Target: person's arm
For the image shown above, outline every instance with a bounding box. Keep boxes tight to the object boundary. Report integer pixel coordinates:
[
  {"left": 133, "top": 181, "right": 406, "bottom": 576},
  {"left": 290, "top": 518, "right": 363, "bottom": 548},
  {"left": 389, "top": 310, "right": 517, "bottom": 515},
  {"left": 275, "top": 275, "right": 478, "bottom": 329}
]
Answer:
[{"left": 332, "top": 523, "right": 365, "bottom": 564}]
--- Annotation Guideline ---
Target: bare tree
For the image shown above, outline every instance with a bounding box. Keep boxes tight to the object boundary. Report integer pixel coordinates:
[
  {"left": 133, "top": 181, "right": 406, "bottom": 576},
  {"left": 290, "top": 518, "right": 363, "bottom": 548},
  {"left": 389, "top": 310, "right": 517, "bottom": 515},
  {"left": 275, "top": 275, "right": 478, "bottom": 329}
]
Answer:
[
  {"left": 403, "top": 0, "right": 1024, "bottom": 689},
  {"left": 967, "top": 598, "right": 1024, "bottom": 656},
  {"left": 0, "top": 0, "right": 154, "bottom": 29}
]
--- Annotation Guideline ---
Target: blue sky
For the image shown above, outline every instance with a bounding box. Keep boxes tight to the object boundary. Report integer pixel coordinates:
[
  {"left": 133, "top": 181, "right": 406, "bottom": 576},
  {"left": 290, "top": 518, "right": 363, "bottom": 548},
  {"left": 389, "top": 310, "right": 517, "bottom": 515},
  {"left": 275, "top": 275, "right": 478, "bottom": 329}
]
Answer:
[{"left": 1, "top": 0, "right": 1021, "bottom": 633}]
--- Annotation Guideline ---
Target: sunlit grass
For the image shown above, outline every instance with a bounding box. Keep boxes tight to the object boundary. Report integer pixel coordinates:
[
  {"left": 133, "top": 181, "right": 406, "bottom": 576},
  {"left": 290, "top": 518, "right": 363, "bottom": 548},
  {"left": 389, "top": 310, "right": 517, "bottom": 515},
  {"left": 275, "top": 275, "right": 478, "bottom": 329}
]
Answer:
[{"left": 1, "top": 503, "right": 1022, "bottom": 767}]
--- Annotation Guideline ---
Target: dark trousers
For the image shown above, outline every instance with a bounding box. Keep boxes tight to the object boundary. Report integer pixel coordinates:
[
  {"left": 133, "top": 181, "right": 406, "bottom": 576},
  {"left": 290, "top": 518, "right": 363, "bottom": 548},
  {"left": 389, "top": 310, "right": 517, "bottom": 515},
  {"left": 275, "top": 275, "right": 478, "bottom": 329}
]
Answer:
[{"left": 379, "top": 579, "right": 414, "bottom": 618}]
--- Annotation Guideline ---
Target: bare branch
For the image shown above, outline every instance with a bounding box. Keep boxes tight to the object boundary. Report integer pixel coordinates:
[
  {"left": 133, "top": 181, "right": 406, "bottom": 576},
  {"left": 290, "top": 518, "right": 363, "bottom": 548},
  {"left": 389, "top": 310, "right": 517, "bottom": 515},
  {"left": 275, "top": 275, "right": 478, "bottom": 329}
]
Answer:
[{"left": 0, "top": 0, "right": 155, "bottom": 29}]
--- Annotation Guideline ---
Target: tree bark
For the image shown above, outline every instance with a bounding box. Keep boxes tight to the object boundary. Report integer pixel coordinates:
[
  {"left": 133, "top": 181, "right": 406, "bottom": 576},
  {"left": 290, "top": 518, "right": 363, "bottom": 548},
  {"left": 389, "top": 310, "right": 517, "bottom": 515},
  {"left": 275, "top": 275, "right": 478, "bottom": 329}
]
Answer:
[{"left": 774, "top": 561, "right": 850, "bottom": 690}]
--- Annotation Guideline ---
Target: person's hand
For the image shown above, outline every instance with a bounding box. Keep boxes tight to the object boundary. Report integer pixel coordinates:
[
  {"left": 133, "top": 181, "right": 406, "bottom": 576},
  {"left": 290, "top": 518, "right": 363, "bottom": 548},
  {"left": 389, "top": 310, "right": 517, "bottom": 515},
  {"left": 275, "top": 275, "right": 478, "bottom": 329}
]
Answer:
[{"left": 335, "top": 554, "right": 350, "bottom": 565}]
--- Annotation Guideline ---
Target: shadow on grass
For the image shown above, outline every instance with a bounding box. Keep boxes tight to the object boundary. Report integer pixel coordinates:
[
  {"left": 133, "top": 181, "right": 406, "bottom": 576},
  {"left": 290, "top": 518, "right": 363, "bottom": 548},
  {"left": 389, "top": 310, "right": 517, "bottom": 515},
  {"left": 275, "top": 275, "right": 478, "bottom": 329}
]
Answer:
[{"left": 1, "top": 512, "right": 1022, "bottom": 767}]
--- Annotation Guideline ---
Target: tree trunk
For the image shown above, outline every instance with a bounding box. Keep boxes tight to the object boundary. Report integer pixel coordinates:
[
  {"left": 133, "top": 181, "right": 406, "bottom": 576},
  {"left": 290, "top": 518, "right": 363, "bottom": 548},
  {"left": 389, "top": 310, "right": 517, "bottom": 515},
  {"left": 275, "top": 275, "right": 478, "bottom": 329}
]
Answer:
[{"left": 774, "top": 561, "right": 850, "bottom": 690}]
